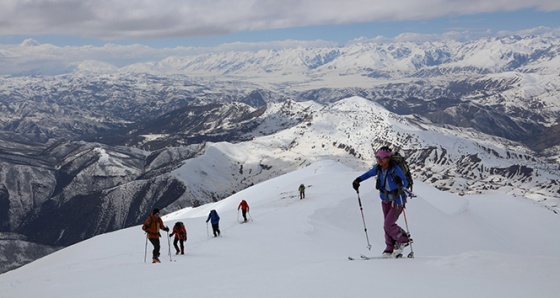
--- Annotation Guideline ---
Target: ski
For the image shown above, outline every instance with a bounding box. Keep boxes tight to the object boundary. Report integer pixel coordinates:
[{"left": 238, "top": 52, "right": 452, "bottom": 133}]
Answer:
[
  {"left": 348, "top": 255, "right": 390, "bottom": 260},
  {"left": 348, "top": 253, "right": 414, "bottom": 260}
]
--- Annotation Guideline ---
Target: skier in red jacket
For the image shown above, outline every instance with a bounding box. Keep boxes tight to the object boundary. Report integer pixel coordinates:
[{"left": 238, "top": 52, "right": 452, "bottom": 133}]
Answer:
[
  {"left": 169, "top": 221, "right": 187, "bottom": 255},
  {"left": 238, "top": 200, "right": 250, "bottom": 222}
]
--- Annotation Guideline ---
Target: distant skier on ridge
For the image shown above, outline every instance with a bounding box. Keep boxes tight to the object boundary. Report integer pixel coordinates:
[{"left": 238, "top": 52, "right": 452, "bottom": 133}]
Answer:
[{"left": 299, "top": 183, "right": 305, "bottom": 199}]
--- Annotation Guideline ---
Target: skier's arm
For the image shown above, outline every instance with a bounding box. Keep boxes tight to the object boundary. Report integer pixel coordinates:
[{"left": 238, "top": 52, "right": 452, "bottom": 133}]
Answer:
[
  {"left": 159, "top": 218, "right": 169, "bottom": 232},
  {"left": 357, "top": 166, "right": 378, "bottom": 182}
]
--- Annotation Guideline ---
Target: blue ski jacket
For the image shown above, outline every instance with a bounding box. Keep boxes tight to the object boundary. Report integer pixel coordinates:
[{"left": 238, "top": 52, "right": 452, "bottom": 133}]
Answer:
[
  {"left": 357, "top": 164, "right": 409, "bottom": 206},
  {"left": 206, "top": 210, "right": 220, "bottom": 225}
]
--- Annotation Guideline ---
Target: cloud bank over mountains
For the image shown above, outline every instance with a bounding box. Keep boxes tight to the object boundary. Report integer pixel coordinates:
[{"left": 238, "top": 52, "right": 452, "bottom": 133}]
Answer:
[
  {"left": 1, "top": 26, "right": 559, "bottom": 76},
  {"left": 1, "top": 0, "right": 559, "bottom": 40}
]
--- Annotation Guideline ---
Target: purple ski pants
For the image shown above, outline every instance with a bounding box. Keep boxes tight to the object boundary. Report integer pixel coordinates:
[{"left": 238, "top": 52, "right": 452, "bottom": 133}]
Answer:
[{"left": 381, "top": 201, "right": 409, "bottom": 252}]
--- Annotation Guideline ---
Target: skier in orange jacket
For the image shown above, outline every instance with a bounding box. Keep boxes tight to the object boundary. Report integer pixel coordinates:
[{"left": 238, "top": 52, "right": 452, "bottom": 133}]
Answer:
[{"left": 142, "top": 208, "right": 169, "bottom": 263}]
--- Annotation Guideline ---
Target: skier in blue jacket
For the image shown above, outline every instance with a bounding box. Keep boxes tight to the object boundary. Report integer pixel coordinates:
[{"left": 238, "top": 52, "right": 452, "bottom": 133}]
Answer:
[
  {"left": 352, "top": 146, "right": 412, "bottom": 257},
  {"left": 206, "top": 209, "right": 221, "bottom": 237}
]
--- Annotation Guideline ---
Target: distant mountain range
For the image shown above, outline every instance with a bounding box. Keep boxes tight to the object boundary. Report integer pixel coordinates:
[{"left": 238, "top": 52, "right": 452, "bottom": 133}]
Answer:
[{"left": 1, "top": 33, "right": 560, "bottom": 273}]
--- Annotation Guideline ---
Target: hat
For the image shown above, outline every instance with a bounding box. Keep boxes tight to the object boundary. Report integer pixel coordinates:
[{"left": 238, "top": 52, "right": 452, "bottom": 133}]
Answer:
[
  {"left": 152, "top": 208, "right": 160, "bottom": 214},
  {"left": 375, "top": 146, "right": 392, "bottom": 159}
]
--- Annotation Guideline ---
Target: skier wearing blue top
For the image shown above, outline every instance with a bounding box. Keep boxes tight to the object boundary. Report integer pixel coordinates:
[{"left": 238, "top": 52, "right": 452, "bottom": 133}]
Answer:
[
  {"left": 352, "top": 146, "right": 412, "bottom": 258},
  {"left": 206, "top": 209, "right": 221, "bottom": 237}
]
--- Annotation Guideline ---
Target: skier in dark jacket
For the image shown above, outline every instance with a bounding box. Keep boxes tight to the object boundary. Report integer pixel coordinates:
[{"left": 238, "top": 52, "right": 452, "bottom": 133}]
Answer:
[
  {"left": 169, "top": 222, "right": 187, "bottom": 255},
  {"left": 352, "top": 146, "right": 412, "bottom": 258},
  {"left": 206, "top": 209, "right": 221, "bottom": 237},
  {"left": 298, "top": 184, "right": 305, "bottom": 199}
]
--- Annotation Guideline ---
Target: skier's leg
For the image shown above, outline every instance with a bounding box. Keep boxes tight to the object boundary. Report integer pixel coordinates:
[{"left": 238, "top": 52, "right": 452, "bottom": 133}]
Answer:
[
  {"left": 155, "top": 238, "right": 161, "bottom": 258},
  {"left": 149, "top": 238, "right": 159, "bottom": 259},
  {"left": 383, "top": 202, "right": 409, "bottom": 244},
  {"left": 173, "top": 237, "right": 180, "bottom": 254},
  {"left": 381, "top": 201, "right": 395, "bottom": 252}
]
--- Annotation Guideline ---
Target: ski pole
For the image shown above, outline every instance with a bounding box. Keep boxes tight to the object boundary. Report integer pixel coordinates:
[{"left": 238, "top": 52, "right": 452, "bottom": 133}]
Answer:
[
  {"left": 237, "top": 209, "right": 240, "bottom": 222},
  {"left": 248, "top": 210, "right": 253, "bottom": 221},
  {"left": 206, "top": 222, "right": 209, "bottom": 238},
  {"left": 167, "top": 230, "right": 173, "bottom": 262},
  {"left": 402, "top": 188, "right": 416, "bottom": 198},
  {"left": 356, "top": 191, "right": 372, "bottom": 250},
  {"left": 402, "top": 208, "right": 414, "bottom": 258},
  {"left": 144, "top": 233, "right": 148, "bottom": 263}
]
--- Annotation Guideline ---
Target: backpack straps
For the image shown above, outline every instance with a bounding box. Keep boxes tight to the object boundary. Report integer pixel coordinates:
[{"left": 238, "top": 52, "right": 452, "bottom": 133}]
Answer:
[
  {"left": 375, "top": 161, "right": 396, "bottom": 190},
  {"left": 143, "top": 217, "right": 152, "bottom": 231}
]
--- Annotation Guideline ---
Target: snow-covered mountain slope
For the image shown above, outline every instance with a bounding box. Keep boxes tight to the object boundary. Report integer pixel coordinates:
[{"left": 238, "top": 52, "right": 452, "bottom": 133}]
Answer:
[
  {"left": 0, "top": 160, "right": 558, "bottom": 298},
  {"left": 1, "top": 95, "right": 559, "bottom": 277},
  {"left": 118, "top": 34, "right": 560, "bottom": 88},
  {"left": 2, "top": 31, "right": 560, "bottom": 275},
  {"left": 3, "top": 33, "right": 560, "bottom": 140},
  {"left": 0, "top": 233, "right": 60, "bottom": 274},
  {"left": 169, "top": 97, "right": 560, "bottom": 213}
]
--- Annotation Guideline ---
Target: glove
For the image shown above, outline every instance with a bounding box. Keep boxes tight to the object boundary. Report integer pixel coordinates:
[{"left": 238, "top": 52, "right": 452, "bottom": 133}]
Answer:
[
  {"left": 352, "top": 178, "right": 361, "bottom": 191},
  {"left": 169, "top": 234, "right": 173, "bottom": 237},
  {"left": 164, "top": 227, "right": 169, "bottom": 232}
]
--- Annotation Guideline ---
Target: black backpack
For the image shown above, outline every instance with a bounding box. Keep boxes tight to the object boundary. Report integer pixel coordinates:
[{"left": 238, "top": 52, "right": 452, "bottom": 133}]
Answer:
[
  {"left": 391, "top": 151, "right": 413, "bottom": 190},
  {"left": 376, "top": 150, "right": 413, "bottom": 191}
]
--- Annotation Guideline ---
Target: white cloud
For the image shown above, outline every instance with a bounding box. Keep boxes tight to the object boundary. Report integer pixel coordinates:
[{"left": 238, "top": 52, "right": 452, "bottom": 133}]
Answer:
[{"left": 0, "top": 0, "right": 559, "bottom": 40}]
